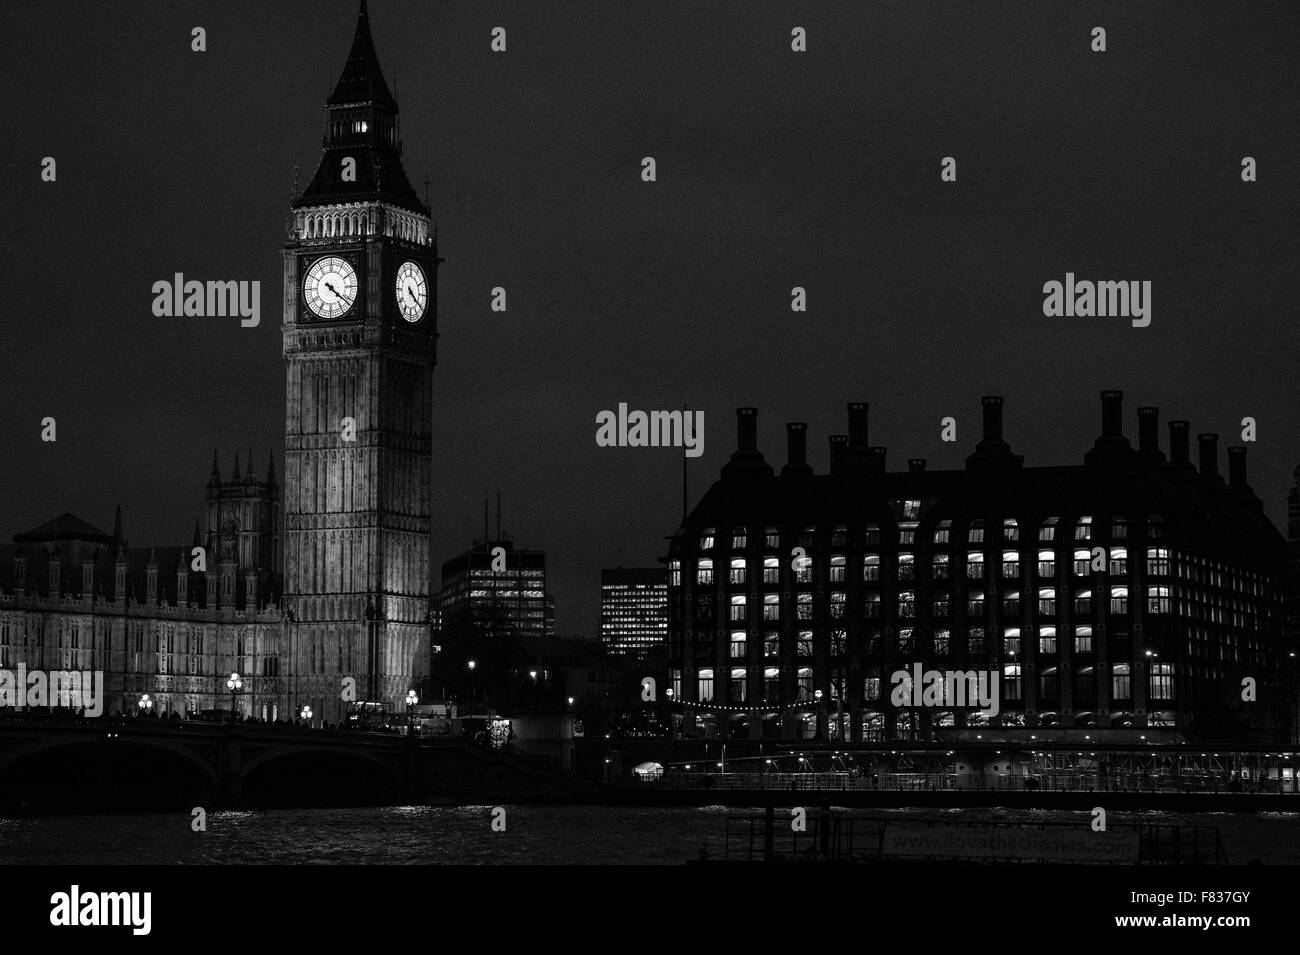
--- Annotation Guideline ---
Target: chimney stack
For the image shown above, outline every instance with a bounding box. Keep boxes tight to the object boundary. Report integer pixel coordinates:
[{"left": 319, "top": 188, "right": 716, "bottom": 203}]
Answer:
[
  {"left": 1137, "top": 406, "right": 1159, "bottom": 453},
  {"left": 721, "top": 406, "right": 774, "bottom": 479},
  {"left": 847, "top": 402, "right": 869, "bottom": 448},
  {"left": 782, "top": 422, "right": 813, "bottom": 477},
  {"left": 982, "top": 396, "right": 1003, "bottom": 442},
  {"left": 829, "top": 435, "right": 847, "bottom": 474},
  {"left": 1169, "top": 420, "right": 1190, "bottom": 467},
  {"left": 737, "top": 407, "right": 758, "bottom": 452},
  {"left": 1101, "top": 390, "right": 1123, "bottom": 437},
  {"left": 869, "top": 446, "right": 887, "bottom": 474},
  {"left": 1198, "top": 433, "right": 1220, "bottom": 479},
  {"left": 908, "top": 458, "right": 926, "bottom": 473},
  {"left": 1227, "top": 446, "right": 1247, "bottom": 490},
  {"left": 786, "top": 422, "right": 807, "bottom": 467}
]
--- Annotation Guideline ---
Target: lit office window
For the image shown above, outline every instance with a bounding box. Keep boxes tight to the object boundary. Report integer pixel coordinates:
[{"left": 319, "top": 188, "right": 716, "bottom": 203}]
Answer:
[
  {"left": 1074, "top": 625, "right": 1093, "bottom": 653},
  {"left": 729, "top": 558, "right": 746, "bottom": 585},
  {"left": 1003, "top": 664, "right": 1022, "bottom": 701},
  {"left": 1038, "top": 626, "right": 1057, "bottom": 654},
  {"left": 1149, "top": 663, "right": 1174, "bottom": 700},
  {"left": 697, "top": 669, "right": 714, "bottom": 703},
  {"left": 697, "top": 559, "right": 713, "bottom": 586},
  {"left": 1111, "top": 663, "right": 1131, "bottom": 700}
]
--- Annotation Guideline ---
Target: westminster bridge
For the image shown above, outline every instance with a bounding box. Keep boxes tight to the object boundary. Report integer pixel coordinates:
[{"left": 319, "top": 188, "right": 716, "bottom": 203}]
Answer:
[{"left": 0, "top": 715, "right": 593, "bottom": 811}]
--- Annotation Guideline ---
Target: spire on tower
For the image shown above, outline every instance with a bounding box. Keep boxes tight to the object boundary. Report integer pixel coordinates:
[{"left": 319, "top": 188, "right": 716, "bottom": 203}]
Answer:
[
  {"left": 293, "top": 0, "right": 424, "bottom": 213},
  {"left": 232, "top": 453, "right": 241, "bottom": 482},
  {"left": 209, "top": 449, "right": 221, "bottom": 486},
  {"left": 246, "top": 447, "right": 256, "bottom": 482},
  {"left": 330, "top": 0, "right": 395, "bottom": 108}
]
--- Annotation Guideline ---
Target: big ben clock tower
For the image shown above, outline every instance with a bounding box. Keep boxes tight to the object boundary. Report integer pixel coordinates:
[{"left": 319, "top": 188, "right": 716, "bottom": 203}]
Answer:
[{"left": 283, "top": 1, "right": 439, "bottom": 722}]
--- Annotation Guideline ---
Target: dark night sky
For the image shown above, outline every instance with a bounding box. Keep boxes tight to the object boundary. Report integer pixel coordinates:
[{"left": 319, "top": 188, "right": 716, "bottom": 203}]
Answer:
[{"left": 2, "top": 1, "right": 1297, "bottom": 636}]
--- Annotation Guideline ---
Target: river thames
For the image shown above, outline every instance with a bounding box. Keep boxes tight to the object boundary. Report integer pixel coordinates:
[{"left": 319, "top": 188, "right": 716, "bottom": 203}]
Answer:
[{"left": 2, "top": 806, "right": 1298, "bottom": 864}]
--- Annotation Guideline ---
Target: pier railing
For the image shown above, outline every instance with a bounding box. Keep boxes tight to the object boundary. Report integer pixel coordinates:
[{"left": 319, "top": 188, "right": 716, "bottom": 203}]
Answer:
[
  {"left": 645, "top": 770, "right": 1295, "bottom": 795},
  {"left": 719, "top": 809, "right": 1227, "bottom": 864}
]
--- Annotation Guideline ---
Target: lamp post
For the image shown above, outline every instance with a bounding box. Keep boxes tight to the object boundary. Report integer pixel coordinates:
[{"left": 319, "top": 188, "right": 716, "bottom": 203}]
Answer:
[
  {"left": 227, "top": 672, "right": 242, "bottom": 721},
  {"left": 814, "top": 688, "right": 825, "bottom": 743},
  {"left": 466, "top": 659, "right": 476, "bottom": 713},
  {"left": 137, "top": 693, "right": 153, "bottom": 718},
  {"left": 666, "top": 687, "right": 675, "bottom": 741},
  {"left": 406, "top": 689, "right": 419, "bottom": 736},
  {"left": 300, "top": 703, "right": 312, "bottom": 727}
]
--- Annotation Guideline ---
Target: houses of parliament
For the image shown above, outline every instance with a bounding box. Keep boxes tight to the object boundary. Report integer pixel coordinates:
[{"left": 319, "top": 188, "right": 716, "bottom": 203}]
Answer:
[{"left": 0, "top": 3, "right": 437, "bottom": 724}]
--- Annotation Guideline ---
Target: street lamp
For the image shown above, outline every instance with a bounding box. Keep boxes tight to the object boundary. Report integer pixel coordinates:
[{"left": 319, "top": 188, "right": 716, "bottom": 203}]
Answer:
[
  {"left": 227, "top": 672, "right": 242, "bottom": 720},
  {"left": 406, "top": 689, "right": 419, "bottom": 736},
  {"left": 137, "top": 694, "right": 153, "bottom": 718},
  {"left": 814, "top": 688, "right": 824, "bottom": 742},
  {"left": 300, "top": 703, "right": 312, "bottom": 726}
]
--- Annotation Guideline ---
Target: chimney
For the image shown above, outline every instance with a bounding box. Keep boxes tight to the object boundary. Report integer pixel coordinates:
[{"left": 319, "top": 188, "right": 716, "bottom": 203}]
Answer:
[
  {"left": 1137, "top": 406, "right": 1159, "bottom": 453},
  {"left": 787, "top": 423, "right": 807, "bottom": 466},
  {"left": 1101, "top": 390, "right": 1123, "bottom": 437},
  {"left": 982, "top": 396, "right": 1003, "bottom": 442},
  {"left": 1227, "top": 446, "right": 1247, "bottom": 490},
  {"left": 721, "top": 407, "right": 774, "bottom": 479},
  {"left": 908, "top": 458, "right": 926, "bottom": 473},
  {"left": 1169, "top": 420, "right": 1190, "bottom": 467},
  {"left": 829, "top": 435, "right": 848, "bottom": 474},
  {"left": 1198, "top": 433, "right": 1219, "bottom": 479},
  {"left": 847, "top": 402, "right": 869, "bottom": 448},
  {"left": 782, "top": 422, "right": 813, "bottom": 477},
  {"left": 736, "top": 407, "right": 757, "bottom": 453},
  {"left": 869, "top": 447, "right": 887, "bottom": 473}
]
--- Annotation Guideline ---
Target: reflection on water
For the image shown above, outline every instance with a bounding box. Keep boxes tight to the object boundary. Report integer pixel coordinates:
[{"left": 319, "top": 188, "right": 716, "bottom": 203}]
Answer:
[{"left": 1, "top": 805, "right": 1297, "bottom": 865}]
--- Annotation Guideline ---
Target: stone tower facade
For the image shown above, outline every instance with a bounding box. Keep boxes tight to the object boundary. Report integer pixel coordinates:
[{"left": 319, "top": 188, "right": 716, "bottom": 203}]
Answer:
[{"left": 281, "top": 1, "right": 440, "bottom": 722}]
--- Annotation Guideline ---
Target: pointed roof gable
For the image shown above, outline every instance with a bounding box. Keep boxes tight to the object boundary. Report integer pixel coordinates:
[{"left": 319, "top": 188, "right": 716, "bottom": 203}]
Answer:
[
  {"left": 14, "top": 512, "right": 114, "bottom": 545},
  {"left": 328, "top": 1, "right": 397, "bottom": 108},
  {"left": 294, "top": 1, "right": 425, "bottom": 213}
]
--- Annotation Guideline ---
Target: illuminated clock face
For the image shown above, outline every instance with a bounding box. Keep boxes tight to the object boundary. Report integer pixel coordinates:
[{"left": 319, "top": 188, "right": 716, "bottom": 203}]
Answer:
[
  {"left": 303, "top": 256, "right": 358, "bottom": 319},
  {"left": 395, "top": 261, "right": 427, "bottom": 322}
]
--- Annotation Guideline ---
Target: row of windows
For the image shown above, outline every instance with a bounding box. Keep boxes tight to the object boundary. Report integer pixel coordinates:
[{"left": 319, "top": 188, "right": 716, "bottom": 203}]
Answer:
[
  {"left": 695, "top": 516, "right": 1161, "bottom": 553},
  {"left": 681, "top": 548, "right": 1174, "bottom": 585},
  {"left": 675, "top": 662, "right": 1175, "bottom": 704},
  {"left": 693, "top": 622, "right": 1159, "bottom": 659},
  {"left": 705, "top": 584, "right": 1177, "bottom": 621}
]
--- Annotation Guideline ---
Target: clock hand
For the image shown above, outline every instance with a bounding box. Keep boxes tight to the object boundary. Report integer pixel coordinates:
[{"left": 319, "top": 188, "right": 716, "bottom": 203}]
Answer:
[{"left": 406, "top": 287, "right": 418, "bottom": 303}]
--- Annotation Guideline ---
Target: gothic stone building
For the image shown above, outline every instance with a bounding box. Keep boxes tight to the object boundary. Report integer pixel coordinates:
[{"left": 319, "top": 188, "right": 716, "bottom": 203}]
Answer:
[
  {"left": 282, "top": 0, "right": 439, "bottom": 722},
  {"left": 0, "top": 4, "right": 438, "bottom": 725},
  {"left": 666, "top": 392, "right": 1293, "bottom": 745},
  {"left": 0, "top": 457, "right": 283, "bottom": 720}
]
